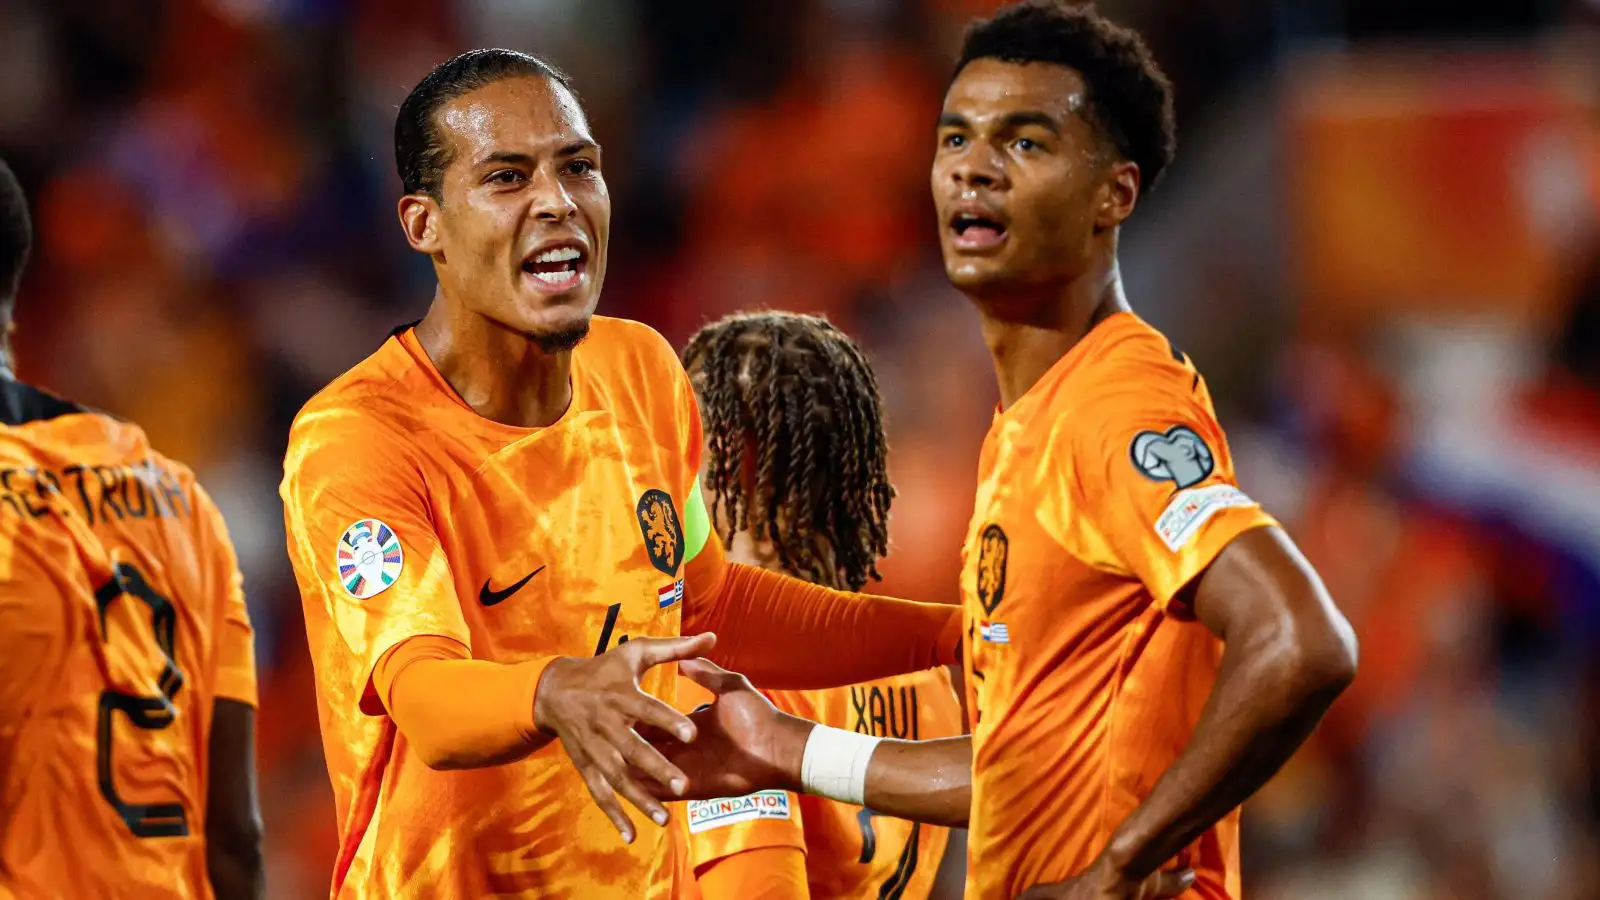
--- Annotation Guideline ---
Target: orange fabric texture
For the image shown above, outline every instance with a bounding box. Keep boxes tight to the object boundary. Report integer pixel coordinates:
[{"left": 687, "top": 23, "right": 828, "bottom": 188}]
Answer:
[
  {"left": 683, "top": 544, "right": 963, "bottom": 690},
  {"left": 0, "top": 398, "right": 256, "bottom": 900},
  {"left": 674, "top": 668, "right": 961, "bottom": 900},
  {"left": 696, "top": 848, "right": 811, "bottom": 899},
  {"left": 374, "top": 636, "right": 551, "bottom": 765},
  {"left": 282, "top": 318, "right": 702, "bottom": 900},
  {"left": 960, "top": 314, "right": 1278, "bottom": 900}
]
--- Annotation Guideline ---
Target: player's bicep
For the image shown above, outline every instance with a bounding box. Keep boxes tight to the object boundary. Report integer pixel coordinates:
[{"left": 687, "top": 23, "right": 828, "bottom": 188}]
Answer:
[
  {"left": 206, "top": 698, "right": 264, "bottom": 898},
  {"left": 1190, "top": 526, "right": 1355, "bottom": 668},
  {"left": 1068, "top": 383, "right": 1277, "bottom": 609},
  {"left": 206, "top": 699, "right": 260, "bottom": 827}
]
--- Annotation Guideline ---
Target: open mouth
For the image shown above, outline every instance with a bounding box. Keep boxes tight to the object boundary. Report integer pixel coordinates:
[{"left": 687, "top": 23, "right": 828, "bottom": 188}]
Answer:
[
  {"left": 950, "top": 213, "right": 1008, "bottom": 249},
  {"left": 521, "top": 245, "right": 587, "bottom": 291}
]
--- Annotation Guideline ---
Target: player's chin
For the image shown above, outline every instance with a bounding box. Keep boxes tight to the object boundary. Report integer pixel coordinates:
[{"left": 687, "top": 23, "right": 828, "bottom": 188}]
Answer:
[
  {"left": 519, "top": 307, "right": 593, "bottom": 353},
  {"left": 515, "top": 284, "right": 599, "bottom": 346},
  {"left": 943, "top": 255, "right": 1018, "bottom": 293}
]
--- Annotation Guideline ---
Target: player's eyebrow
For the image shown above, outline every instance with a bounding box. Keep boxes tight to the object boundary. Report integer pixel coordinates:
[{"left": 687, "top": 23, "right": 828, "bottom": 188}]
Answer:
[
  {"left": 554, "top": 140, "right": 599, "bottom": 158},
  {"left": 476, "top": 141, "right": 599, "bottom": 167},
  {"left": 937, "top": 110, "right": 1063, "bottom": 135},
  {"left": 999, "top": 111, "right": 1062, "bottom": 135},
  {"left": 477, "top": 150, "right": 536, "bottom": 168}
]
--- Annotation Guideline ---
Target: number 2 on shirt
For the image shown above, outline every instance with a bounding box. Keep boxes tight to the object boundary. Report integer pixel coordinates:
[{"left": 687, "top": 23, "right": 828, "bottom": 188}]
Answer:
[{"left": 93, "top": 562, "right": 188, "bottom": 838}]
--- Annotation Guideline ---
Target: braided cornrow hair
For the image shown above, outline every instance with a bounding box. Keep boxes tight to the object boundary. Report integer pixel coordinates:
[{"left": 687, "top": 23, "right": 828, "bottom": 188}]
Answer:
[{"left": 682, "top": 312, "right": 894, "bottom": 592}]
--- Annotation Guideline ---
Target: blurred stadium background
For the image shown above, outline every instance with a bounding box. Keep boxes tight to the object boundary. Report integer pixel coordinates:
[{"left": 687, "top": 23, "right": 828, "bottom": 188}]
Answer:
[{"left": 2, "top": 0, "right": 1598, "bottom": 897}]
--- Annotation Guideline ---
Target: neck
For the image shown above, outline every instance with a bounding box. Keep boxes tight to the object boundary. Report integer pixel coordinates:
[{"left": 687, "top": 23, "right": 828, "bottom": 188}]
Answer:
[
  {"left": 976, "top": 251, "right": 1129, "bottom": 410},
  {"left": 413, "top": 289, "right": 572, "bottom": 429},
  {"left": 725, "top": 525, "right": 843, "bottom": 590}
]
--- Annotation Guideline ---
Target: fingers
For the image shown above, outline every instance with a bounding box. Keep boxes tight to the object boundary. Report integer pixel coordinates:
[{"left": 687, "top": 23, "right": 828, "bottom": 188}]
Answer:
[
  {"left": 628, "top": 763, "right": 682, "bottom": 801},
  {"left": 588, "top": 723, "right": 673, "bottom": 832},
  {"left": 678, "top": 657, "right": 750, "bottom": 696},
  {"left": 568, "top": 744, "right": 637, "bottom": 844},
  {"left": 628, "top": 692, "right": 698, "bottom": 744},
  {"left": 625, "top": 632, "right": 717, "bottom": 669},
  {"left": 608, "top": 759, "right": 673, "bottom": 829},
  {"left": 1146, "top": 869, "right": 1196, "bottom": 898},
  {"left": 612, "top": 715, "right": 690, "bottom": 797}
]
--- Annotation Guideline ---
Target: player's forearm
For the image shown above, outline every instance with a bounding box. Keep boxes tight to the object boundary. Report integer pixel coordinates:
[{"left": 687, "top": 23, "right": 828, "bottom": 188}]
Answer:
[
  {"left": 863, "top": 736, "right": 972, "bottom": 827},
  {"left": 768, "top": 717, "right": 972, "bottom": 827},
  {"left": 386, "top": 654, "right": 556, "bottom": 769},
  {"left": 685, "top": 561, "right": 962, "bottom": 689},
  {"left": 1100, "top": 620, "right": 1356, "bottom": 880}
]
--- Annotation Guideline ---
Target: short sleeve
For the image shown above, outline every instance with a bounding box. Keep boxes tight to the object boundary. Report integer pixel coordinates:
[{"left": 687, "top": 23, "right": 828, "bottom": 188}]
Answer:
[
  {"left": 1066, "top": 375, "right": 1277, "bottom": 609},
  {"left": 281, "top": 411, "right": 468, "bottom": 714},
  {"left": 191, "top": 483, "right": 258, "bottom": 707},
  {"left": 685, "top": 789, "right": 808, "bottom": 871},
  {"left": 0, "top": 528, "right": 65, "bottom": 735}
]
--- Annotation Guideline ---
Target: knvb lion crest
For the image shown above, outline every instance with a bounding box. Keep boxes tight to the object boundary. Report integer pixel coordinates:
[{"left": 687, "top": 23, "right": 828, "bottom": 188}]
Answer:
[
  {"left": 976, "top": 523, "right": 1009, "bottom": 615},
  {"left": 636, "top": 489, "right": 684, "bottom": 576}
]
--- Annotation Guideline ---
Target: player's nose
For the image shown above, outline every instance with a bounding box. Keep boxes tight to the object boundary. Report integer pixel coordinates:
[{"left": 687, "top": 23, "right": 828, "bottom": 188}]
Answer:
[
  {"left": 948, "top": 143, "right": 1006, "bottom": 190},
  {"left": 527, "top": 169, "right": 578, "bottom": 223}
]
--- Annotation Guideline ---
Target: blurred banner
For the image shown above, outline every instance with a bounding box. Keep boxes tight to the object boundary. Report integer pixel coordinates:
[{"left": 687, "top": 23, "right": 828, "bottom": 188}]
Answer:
[{"left": 1287, "top": 48, "right": 1599, "bottom": 332}]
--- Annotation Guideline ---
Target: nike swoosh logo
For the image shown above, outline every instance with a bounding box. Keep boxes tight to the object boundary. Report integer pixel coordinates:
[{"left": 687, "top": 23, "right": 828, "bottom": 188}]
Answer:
[{"left": 479, "top": 566, "right": 545, "bottom": 607}]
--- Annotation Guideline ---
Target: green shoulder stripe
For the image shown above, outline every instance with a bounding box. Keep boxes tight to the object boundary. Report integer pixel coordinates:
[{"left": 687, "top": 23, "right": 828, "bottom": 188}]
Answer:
[{"left": 682, "top": 477, "right": 711, "bottom": 565}]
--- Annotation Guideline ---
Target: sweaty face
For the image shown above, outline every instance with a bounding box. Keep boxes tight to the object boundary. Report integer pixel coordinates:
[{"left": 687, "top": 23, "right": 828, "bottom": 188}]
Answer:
[
  {"left": 431, "top": 76, "right": 609, "bottom": 347},
  {"left": 932, "top": 59, "right": 1105, "bottom": 297}
]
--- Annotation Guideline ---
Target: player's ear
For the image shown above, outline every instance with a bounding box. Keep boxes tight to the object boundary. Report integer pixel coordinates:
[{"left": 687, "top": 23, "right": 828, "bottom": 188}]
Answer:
[
  {"left": 398, "top": 193, "right": 443, "bottom": 255},
  {"left": 1094, "top": 159, "right": 1140, "bottom": 231}
]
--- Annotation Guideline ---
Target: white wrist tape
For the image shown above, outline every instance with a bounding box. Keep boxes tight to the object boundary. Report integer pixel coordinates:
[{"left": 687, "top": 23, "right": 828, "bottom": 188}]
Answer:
[{"left": 800, "top": 725, "right": 881, "bottom": 806}]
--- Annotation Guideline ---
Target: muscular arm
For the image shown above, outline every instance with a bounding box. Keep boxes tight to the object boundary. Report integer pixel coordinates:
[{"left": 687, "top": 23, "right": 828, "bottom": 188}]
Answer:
[
  {"left": 206, "top": 699, "right": 265, "bottom": 900},
  {"left": 862, "top": 737, "right": 973, "bottom": 828},
  {"left": 1097, "top": 526, "right": 1357, "bottom": 881}
]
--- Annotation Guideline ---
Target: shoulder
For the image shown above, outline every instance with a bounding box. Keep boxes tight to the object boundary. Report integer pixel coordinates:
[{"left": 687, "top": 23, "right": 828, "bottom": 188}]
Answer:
[
  {"left": 285, "top": 338, "right": 423, "bottom": 478},
  {"left": 577, "top": 316, "right": 697, "bottom": 437},
  {"left": 1027, "top": 318, "right": 1215, "bottom": 443},
  {"left": 1059, "top": 314, "right": 1200, "bottom": 412},
  {"left": 579, "top": 316, "right": 687, "bottom": 383}
]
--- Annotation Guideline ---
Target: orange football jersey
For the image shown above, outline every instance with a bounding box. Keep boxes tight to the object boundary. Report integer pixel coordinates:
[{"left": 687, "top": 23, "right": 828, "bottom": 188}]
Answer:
[
  {"left": 0, "top": 379, "right": 257, "bottom": 899},
  {"left": 282, "top": 317, "right": 710, "bottom": 899},
  {"left": 674, "top": 667, "right": 962, "bottom": 900},
  {"left": 961, "top": 313, "right": 1277, "bottom": 900}
]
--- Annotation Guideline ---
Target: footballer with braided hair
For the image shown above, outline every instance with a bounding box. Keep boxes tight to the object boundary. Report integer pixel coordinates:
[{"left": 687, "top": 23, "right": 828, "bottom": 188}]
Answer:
[
  {"left": 672, "top": 311, "right": 964, "bottom": 900},
  {"left": 683, "top": 311, "right": 892, "bottom": 592}
]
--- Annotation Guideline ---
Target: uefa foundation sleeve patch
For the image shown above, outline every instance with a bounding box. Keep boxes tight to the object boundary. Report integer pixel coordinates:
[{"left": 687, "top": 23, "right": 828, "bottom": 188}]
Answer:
[
  {"left": 686, "top": 791, "right": 793, "bottom": 834},
  {"left": 1154, "top": 485, "right": 1256, "bottom": 551},
  {"left": 335, "top": 518, "right": 403, "bottom": 599}
]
